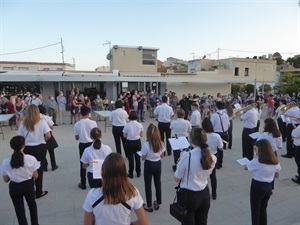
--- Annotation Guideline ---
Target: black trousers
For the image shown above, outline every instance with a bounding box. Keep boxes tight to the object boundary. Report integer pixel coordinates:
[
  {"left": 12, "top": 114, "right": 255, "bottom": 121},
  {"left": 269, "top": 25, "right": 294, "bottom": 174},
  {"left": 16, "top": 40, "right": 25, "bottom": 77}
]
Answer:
[
  {"left": 250, "top": 179, "right": 272, "bottom": 225},
  {"left": 158, "top": 122, "right": 171, "bottom": 155},
  {"left": 24, "top": 144, "right": 47, "bottom": 197},
  {"left": 209, "top": 165, "right": 217, "bottom": 198},
  {"left": 178, "top": 186, "right": 210, "bottom": 225},
  {"left": 228, "top": 120, "right": 233, "bottom": 148},
  {"left": 255, "top": 120, "right": 260, "bottom": 133},
  {"left": 9, "top": 179, "right": 38, "bottom": 225},
  {"left": 144, "top": 160, "right": 162, "bottom": 208},
  {"left": 79, "top": 142, "right": 93, "bottom": 186},
  {"left": 286, "top": 124, "right": 297, "bottom": 157},
  {"left": 87, "top": 172, "right": 102, "bottom": 188},
  {"left": 277, "top": 117, "right": 286, "bottom": 141},
  {"left": 112, "top": 126, "right": 126, "bottom": 156},
  {"left": 45, "top": 147, "right": 57, "bottom": 169},
  {"left": 126, "top": 139, "right": 141, "bottom": 175},
  {"left": 242, "top": 128, "right": 256, "bottom": 160},
  {"left": 295, "top": 146, "right": 300, "bottom": 178},
  {"left": 215, "top": 131, "right": 228, "bottom": 167},
  {"left": 173, "top": 150, "right": 181, "bottom": 164}
]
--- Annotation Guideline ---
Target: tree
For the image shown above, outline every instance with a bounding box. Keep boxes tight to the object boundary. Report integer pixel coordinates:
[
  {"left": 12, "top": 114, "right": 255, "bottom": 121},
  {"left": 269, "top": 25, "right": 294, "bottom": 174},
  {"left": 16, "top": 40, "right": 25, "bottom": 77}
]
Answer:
[
  {"left": 258, "top": 84, "right": 272, "bottom": 93},
  {"left": 286, "top": 56, "right": 300, "bottom": 68},
  {"left": 245, "top": 84, "right": 256, "bottom": 95},
  {"left": 231, "top": 83, "right": 245, "bottom": 96}
]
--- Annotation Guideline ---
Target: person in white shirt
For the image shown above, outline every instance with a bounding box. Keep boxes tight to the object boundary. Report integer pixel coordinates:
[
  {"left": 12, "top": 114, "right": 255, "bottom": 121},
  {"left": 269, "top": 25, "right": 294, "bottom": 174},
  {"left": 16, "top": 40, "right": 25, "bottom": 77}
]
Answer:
[
  {"left": 81, "top": 127, "right": 112, "bottom": 188},
  {"left": 244, "top": 139, "right": 281, "bottom": 225},
  {"left": 74, "top": 105, "right": 97, "bottom": 190},
  {"left": 175, "top": 128, "right": 216, "bottom": 224},
  {"left": 123, "top": 111, "right": 144, "bottom": 178},
  {"left": 190, "top": 102, "right": 201, "bottom": 128},
  {"left": 109, "top": 100, "right": 128, "bottom": 156},
  {"left": 83, "top": 153, "right": 148, "bottom": 225},
  {"left": 17, "top": 104, "right": 51, "bottom": 199},
  {"left": 1, "top": 136, "right": 40, "bottom": 225},
  {"left": 291, "top": 120, "right": 300, "bottom": 184},
  {"left": 170, "top": 109, "right": 192, "bottom": 171},
  {"left": 240, "top": 102, "right": 259, "bottom": 160},
  {"left": 28, "top": 93, "right": 42, "bottom": 106},
  {"left": 202, "top": 118, "right": 223, "bottom": 200},
  {"left": 153, "top": 95, "right": 174, "bottom": 156},
  {"left": 141, "top": 124, "right": 165, "bottom": 212}
]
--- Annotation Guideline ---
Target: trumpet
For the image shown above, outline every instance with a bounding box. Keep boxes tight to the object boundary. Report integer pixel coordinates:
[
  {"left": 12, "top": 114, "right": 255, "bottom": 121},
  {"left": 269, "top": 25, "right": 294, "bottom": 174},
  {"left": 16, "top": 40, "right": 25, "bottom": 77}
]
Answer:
[{"left": 234, "top": 103, "right": 257, "bottom": 115}]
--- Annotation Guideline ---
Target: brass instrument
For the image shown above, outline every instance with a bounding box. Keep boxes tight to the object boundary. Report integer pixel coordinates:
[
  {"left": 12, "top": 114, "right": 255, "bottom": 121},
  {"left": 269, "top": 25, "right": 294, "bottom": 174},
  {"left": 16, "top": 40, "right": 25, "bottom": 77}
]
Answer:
[{"left": 234, "top": 103, "right": 257, "bottom": 116}]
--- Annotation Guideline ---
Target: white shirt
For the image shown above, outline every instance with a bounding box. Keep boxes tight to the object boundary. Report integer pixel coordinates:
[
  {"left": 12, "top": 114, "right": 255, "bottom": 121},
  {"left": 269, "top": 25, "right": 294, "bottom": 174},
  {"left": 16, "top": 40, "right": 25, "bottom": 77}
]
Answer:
[
  {"left": 206, "top": 133, "right": 223, "bottom": 155},
  {"left": 284, "top": 106, "right": 300, "bottom": 124},
  {"left": 210, "top": 110, "right": 230, "bottom": 132},
  {"left": 74, "top": 118, "right": 97, "bottom": 143},
  {"left": 170, "top": 118, "right": 192, "bottom": 137},
  {"left": 154, "top": 103, "right": 174, "bottom": 123},
  {"left": 122, "top": 121, "right": 143, "bottom": 140},
  {"left": 0, "top": 154, "right": 40, "bottom": 183},
  {"left": 247, "top": 158, "right": 281, "bottom": 182},
  {"left": 83, "top": 187, "right": 143, "bottom": 225},
  {"left": 17, "top": 120, "right": 51, "bottom": 146},
  {"left": 80, "top": 144, "right": 112, "bottom": 173},
  {"left": 190, "top": 110, "right": 201, "bottom": 127},
  {"left": 175, "top": 148, "right": 216, "bottom": 191},
  {"left": 241, "top": 108, "right": 258, "bottom": 129},
  {"left": 141, "top": 142, "right": 165, "bottom": 162},
  {"left": 109, "top": 108, "right": 128, "bottom": 126},
  {"left": 292, "top": 125, "right": 300, "bottom": 146},
  {"left": 40, "top": 114, "right": 54, "bottom": 127},
  {"left": 257, "top": 132, "right": 282, "bottom": 152}
]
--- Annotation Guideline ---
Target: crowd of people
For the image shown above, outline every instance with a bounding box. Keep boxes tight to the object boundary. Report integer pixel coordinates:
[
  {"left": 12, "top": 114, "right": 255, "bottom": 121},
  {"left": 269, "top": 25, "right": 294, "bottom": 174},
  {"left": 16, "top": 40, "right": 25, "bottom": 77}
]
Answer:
[{"left": 1, "top": 86, "right": 300, "bottom": 225}]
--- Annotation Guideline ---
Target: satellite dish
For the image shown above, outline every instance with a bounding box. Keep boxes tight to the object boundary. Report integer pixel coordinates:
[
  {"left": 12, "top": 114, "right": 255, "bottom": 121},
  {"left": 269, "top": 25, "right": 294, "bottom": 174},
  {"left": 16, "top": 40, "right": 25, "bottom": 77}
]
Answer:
[{"left": 106, "top": 53, "right": 112, "bottom": 60}]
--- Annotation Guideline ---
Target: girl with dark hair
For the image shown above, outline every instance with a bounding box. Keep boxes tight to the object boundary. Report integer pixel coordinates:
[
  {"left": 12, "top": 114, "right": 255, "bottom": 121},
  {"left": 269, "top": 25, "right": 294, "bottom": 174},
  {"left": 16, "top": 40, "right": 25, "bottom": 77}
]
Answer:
[
  {"left": 174, "top": 128, "right": 216, "bottom": 225},
  {"left": 83, "top": 153, "right": 148, "bottom": 225},
  {"left": 17, "top": 104, "right": 51, "bottom": 198},
  {"left": 202, "top": 118, "right": 223, "bottom": 200},
  {"left": 0, "top": 135, "right": 40, "bottom": 225},
  {"left": 123, "top": 111, "right": 144, "bottom": 178},
  {"left": 244, "top": 139, "right": 281, "bottom": 225},
  {"left": 81, "top": 127, "right": 112, "bottom": 188},
  {"left": 141, "top": 123, "right": 165, "bottom": 212}
]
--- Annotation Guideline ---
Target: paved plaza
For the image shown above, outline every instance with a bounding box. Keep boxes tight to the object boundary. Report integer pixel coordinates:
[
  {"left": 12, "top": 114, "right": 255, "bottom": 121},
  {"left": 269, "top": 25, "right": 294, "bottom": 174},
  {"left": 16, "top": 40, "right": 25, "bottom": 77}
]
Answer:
[{"left": 0, "top": 110, "right": 300, "bottom": 225}]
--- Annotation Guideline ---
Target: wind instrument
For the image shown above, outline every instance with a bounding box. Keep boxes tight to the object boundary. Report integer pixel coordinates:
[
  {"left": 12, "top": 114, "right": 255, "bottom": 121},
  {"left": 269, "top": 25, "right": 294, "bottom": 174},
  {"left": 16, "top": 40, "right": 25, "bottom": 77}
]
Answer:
[{"left": 234, "top": 103, "right": 257, "bottom": 116}]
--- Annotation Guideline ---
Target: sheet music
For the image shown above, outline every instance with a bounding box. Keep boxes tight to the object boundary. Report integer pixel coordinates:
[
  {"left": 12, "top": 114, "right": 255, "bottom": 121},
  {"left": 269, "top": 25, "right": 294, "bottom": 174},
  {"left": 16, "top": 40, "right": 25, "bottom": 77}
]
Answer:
[
  {"left": 234, "top": 103, "right": 242, "bottom": 110},
  {"left": 236, "top": 157, "right": 250, "bottom": 166},
  {"left": 168, "top": 137, "right": 190, "bottom": 150},
  {"left": 92, "top": 159, "right": 104, "bottom": 179},
  {"left": 249, "top": 132, "right": 261, "bottom": 139},
  {"left": 136, "top": 151, "right": 142, "bottom": 156}
]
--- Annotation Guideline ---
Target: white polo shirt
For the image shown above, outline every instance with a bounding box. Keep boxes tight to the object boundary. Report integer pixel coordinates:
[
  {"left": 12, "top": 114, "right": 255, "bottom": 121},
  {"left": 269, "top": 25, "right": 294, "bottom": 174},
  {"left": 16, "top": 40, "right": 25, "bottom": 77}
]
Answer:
[
  {"left": 154, "top": 103, "right": 174, "bottom": 123},
  {"left": 17, "top": 120, "right": 51, "bottom": 146},
  {"left": 175, "top": 148, "right": 216, "bottom": 191},
  {"left": 74, "top": 118, "right": 97, "bottom": 143},
  {"left": 241, "top": 108, "right": 258, "bottom": 129},
  {"left": 247, "top": 158, "right": 281, "bottom": 182},
  {"left": 284, "top": 106, "right": 300, "bottom": 124},
  {"left": 109, "top": 108, "right": 128, "bottom": 126},
  {"left": 122, "top": 121, "right": 144, "bottom": 140},
  {"left": 206, "top": 133, "right": 223, "bottom": 155},
  {"left": 210, "top": 110, "right": 230, "bottom": 132},
  {"left": 257, "top": 132, "right": 282, "bottom": 152},
  {"left": 170, "top": 118, "right": 192, "bottom": 137},
  {"left": 141, "top": 142, "right": 165, "bottom": 162},
  {"left": 40, "top": 114, "right": 54, "bottom": 127},
  {"left": 190, "top": 110, "right": 201, "bottom": 127},
  {"left": 83, "top": 187, "right": 143, "bottom": 225},
  {"left": 0, "top": 154, "right": 40, "bottom": 183},
  {"left": 80, "top": 144, "right": 112, "bottom": 173},
  {"left": 292, "top": 125, "right": 300, "bottom": 146}
]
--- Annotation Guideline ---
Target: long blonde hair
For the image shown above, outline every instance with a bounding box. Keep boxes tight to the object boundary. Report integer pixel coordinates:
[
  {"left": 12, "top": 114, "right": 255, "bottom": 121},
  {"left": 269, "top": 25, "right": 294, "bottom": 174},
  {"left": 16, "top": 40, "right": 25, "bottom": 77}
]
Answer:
[
  {"left": 146, "top": 123, "right": 163, "bottom": 153},
  {"left": 101, "top": 153, "right": 136, "bottom": 204},
  {"left": 23, "top": 105, "right": 40, "bottom": 131}
]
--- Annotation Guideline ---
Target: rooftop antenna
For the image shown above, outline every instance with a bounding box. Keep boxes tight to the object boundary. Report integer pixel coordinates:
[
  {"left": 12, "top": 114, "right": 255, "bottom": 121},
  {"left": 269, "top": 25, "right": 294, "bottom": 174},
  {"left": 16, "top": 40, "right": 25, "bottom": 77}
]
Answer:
[
  {"left": 60, "top": 38, "right": 65, "bottom": 63},
  {"left": 190, "top": 52, "right": 195, "bottom": 59},
  {"left": 103, "top": 40, "right": 111, "bottom": 51}
]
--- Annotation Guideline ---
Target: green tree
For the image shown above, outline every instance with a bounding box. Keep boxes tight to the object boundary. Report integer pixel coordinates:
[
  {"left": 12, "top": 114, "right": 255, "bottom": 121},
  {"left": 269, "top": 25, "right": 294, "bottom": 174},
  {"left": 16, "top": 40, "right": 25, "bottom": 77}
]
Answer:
[
  {"left": 258, "top": 84, "right": 272, "bottom": 92},
  {"left": 245, "top": 84, "right": 256, "bottom": 95},
  {"left": 231, "top": 83, "right": 245, "bottom": 96}
]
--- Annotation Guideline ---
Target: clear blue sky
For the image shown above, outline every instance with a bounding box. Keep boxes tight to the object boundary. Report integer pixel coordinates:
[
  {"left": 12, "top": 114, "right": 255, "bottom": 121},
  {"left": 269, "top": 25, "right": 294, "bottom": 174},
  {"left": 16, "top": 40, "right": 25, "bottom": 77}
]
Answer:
[{"left": 0, "top": 0, "right": 299, "bottom": 70}]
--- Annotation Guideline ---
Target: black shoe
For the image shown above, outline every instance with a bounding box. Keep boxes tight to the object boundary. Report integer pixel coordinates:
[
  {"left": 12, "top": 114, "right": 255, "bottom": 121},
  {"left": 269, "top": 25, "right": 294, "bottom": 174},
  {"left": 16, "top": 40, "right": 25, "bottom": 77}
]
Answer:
[
  {"left": 212, "top": 194, "right": 217, "bottom": 200},
  {"left": 78, "top": 183, "right": 86, "bottom": 190},
  {"left": 153, "top": 201, "right": 160, "bottom": 210},
  {"left": 36, "top": 191, "right": 48, "bottom": 199},
  {"left": 52, "top": 165, "right": 58, "bottom": 171},
  {"left": 168, "top": 152, "right": 172, "bottom": 156},
  {"left": 216, "top": 165, "right": 222, "bottom": 169},
  {"left": 172, "top": 165, "right": 177, "bottom": 172},
  {"left": 228, "top": 146, "right": 232, "bottom": 150},
  {"left": 143, "top": 204, "right": 153, "bottom": 212},
  {"left": 295, "top": 175, "right": 299, "bottom": 179},
  {"left": 136, "top": 173, "right": 141, "bottom": 178},
  {"left": 127, "top": 174, "right": 133, "bottom": 179},
  {"left": 44, "top": 168, "right": 48, "bottom": 172},
  {"left": 53, "top": 124, "right": 58, "bottom": 126},
  {"left": 291, "top": 178, "right": 300, "bottom": 184},
  {"left": 281, "top": 154, "right": 292, "bottom": 158}
]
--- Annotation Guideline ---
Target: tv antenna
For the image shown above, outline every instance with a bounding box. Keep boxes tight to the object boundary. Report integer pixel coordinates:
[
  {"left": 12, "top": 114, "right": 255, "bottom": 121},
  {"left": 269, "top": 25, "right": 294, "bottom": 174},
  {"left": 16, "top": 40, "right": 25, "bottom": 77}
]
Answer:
[{"left": 103, "top": 40, "right": 111, "bottom": 51}]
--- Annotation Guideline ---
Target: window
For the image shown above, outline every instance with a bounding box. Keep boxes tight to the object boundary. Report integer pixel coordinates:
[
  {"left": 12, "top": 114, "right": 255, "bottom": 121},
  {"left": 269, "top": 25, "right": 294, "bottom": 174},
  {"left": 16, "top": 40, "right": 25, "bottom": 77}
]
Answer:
[
  {"left": 18, "top": 67, "right": 29, "bottom": 70},
  {"left": 142, "top": 50, "right": 156, "bottom": 65},
  {"left": 43, "top": 68, "right": 50, "bottom": 71},
  {"left": 3, "top": 67, "right": 14, "bottom": 70},
  {"left": 244, "top": 68, "right": 249, "bottom": 76},
  {"left": 234, "top": 67, "right": 239, "bottom": 76}
]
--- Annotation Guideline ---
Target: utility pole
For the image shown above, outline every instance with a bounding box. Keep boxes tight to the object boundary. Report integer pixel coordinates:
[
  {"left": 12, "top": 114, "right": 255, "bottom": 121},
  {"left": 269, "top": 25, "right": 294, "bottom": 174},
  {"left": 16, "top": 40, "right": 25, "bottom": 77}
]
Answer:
[{"left": 60, "top": 38, "right": 65, "bottom": 63}]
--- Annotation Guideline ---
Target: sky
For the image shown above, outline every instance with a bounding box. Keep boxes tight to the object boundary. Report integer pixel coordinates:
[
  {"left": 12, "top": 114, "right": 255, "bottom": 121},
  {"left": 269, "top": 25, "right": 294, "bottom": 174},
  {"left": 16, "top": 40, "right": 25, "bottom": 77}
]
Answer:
[{"left": 0, "top": 0, "right": 299, "bottom": 71}]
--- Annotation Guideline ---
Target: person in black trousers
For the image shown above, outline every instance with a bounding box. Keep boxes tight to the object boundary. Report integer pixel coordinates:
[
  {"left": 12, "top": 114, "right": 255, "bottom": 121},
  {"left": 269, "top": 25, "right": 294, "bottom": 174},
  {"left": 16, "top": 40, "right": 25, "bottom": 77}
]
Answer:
[{"left": 1, "top": 136, "right": 40, "bottom": 225}]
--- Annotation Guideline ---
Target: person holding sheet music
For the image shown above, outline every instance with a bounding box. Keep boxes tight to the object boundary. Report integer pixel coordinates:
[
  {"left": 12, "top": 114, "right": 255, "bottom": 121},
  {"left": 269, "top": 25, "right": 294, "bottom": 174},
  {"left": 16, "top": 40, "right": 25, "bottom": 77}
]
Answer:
[
  {"left": 282, "top": 101, "right": 300, "bottom": 158},
  {"left": 170, "top": 109, "right": 192, "bottom": 171},
  {"left": 123, "top": 111, "right": 144, "bottom": 179},
  {"left": 174, "top": 128, "right": 216, "bottom": 225},
  {"left": 202, "top": 118, "right": 223, "bottom": 200},
  {"left": 210, "top": 101, "right": 230, "bottom": 169},
  {"left": 240, "top": 102, "right": 258, "bottom": 160},
  {"left": 81, "top": 127, "right": 112, "bottom": 188}
]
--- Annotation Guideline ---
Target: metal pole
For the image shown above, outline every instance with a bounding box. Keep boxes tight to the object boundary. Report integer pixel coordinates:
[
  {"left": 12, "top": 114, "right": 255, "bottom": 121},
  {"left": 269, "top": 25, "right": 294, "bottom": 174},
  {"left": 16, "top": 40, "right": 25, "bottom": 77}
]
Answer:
[{"left": 60, "top": 38, "right": 65, "bottom": 63}]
